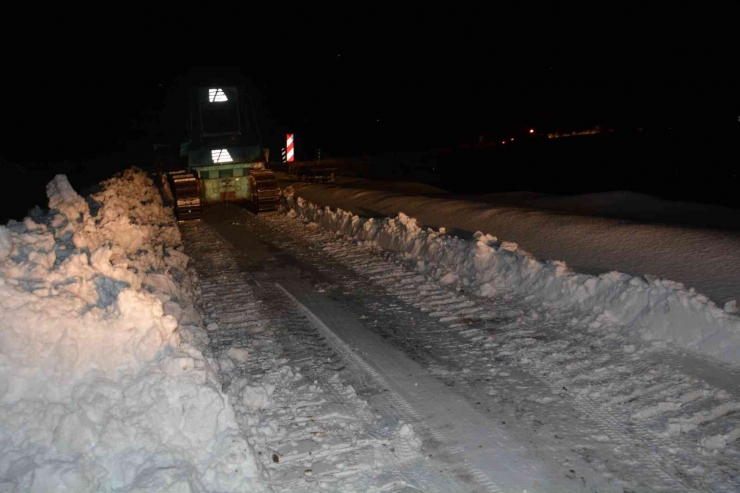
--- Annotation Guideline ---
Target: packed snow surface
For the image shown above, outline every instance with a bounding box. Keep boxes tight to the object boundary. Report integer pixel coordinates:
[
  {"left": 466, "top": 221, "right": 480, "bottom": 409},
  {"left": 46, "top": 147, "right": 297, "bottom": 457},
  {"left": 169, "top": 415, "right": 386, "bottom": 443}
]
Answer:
[
  {"left": 283, "top": 186, "right": 740, "bottom": 367},
  {"left": 0, "top": 170, "right": 263, "bottom": 492}
]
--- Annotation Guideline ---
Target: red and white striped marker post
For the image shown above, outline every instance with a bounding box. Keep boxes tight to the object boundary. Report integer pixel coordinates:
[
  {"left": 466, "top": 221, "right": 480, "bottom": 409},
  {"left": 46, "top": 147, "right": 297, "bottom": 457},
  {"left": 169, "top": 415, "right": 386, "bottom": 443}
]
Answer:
[{"left": 286, "top": 134, "right": 295, "bottom": 162}]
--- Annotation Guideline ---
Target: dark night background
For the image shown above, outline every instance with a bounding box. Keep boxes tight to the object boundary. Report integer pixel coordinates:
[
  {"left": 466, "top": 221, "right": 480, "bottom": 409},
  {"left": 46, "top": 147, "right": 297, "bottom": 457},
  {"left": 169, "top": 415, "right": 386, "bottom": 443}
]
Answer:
[{"left": 1, "top": 6, "right": 738, "bottom": 223}]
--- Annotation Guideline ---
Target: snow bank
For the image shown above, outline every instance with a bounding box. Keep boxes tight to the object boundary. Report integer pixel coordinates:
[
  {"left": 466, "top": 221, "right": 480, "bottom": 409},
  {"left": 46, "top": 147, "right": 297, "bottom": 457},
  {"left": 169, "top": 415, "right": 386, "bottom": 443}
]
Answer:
[
  {"left": 290, "top": 184, "right": 740, "bottom": 306},
  {"left": 0, "top": 170, "right": 262, "bottom": 492},
  {"left": 283, "top": 189, "right": 740, "bottom": 367}
]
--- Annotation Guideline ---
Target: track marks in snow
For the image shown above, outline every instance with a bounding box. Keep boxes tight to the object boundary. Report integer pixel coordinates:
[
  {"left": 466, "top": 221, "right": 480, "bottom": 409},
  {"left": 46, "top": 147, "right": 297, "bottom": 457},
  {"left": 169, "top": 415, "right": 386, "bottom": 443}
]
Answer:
[
  {"left": 276, "top": 283, "right": 507, "bottom": 493},
  {"left": 182, "top": 222, "right": 410, "bottom": 492},
  {"left": 257, "top": 207, "right": 740, "bottom": 493},
  {"left": 181, "top": 217, "right": 482, "bottom": 492}
]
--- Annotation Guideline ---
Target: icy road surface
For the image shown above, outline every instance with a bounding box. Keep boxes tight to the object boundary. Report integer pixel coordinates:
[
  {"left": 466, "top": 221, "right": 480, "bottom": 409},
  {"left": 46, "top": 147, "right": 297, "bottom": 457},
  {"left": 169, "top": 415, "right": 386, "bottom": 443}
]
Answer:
[{"left": 181, "top": 204, "right": 740, "bottom": 492}]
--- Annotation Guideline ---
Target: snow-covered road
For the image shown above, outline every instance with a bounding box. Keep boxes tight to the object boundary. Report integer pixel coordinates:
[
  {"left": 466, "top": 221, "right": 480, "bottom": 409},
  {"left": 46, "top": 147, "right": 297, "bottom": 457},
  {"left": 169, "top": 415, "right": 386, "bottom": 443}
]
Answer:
[
  {"left": 181, "top": 209, "right": 479, "bottom": 492},
  {"left": 181, "top": 204, "right": 740, "bottom": 492},
  {"left": 5, "top": 170, "right": 736, "bottom": 492}
]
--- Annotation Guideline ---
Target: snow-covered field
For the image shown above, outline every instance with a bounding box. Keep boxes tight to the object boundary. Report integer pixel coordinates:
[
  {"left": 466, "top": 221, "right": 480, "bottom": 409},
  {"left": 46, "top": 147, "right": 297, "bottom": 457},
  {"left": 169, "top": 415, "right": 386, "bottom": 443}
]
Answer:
[
  {"left": 290, "top": 184, "right": 740, "bottom": 308},
  {"left": 0, "top": 170, "right": 262, "bottom": 492},
  {"left": 458, "top": 190, "right": 740, "bottom": 232}
]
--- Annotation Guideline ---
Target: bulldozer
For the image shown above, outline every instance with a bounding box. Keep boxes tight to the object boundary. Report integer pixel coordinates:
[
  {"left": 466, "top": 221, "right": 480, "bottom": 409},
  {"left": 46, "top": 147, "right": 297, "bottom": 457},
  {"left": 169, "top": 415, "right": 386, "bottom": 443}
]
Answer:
[{"left": 159, "top": 81, "right": 279, "bottom": 220}]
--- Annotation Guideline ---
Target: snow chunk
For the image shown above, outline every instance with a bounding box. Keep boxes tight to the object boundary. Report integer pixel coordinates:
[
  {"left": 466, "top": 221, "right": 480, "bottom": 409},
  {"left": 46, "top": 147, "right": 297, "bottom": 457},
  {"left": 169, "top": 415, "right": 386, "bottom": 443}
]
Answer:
[
  {"left": 0, "top": 227, "right": 12, "bottom": 261},
  {"left": 227, "top": 347, "right": 251, "bottom": 363},
  {"left": 46, "top": 174, "right": 90, "bottom": 223},
  {"left": 725, "top": 299, "right": 738, "bottom": 314},
  {"left": 236, "top": 381, "right": 276, "bottom": 410}
]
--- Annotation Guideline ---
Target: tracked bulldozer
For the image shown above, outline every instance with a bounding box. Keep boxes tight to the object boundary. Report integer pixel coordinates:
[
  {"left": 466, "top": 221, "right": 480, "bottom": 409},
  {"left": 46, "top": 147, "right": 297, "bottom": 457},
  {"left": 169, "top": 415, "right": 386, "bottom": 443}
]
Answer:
[{"left": 159, "top": 82, "right": 279, "bottom": 220}]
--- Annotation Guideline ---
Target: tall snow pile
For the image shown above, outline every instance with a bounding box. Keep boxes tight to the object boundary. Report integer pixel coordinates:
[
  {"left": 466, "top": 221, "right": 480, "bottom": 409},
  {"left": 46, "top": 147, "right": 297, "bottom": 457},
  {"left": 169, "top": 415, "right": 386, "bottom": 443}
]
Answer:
[
  {"left": 283, "top": 189, "right": 740, "bottom": 367},
  {"left": 0, "top": 170, "right": 262, "bottom": 492}
]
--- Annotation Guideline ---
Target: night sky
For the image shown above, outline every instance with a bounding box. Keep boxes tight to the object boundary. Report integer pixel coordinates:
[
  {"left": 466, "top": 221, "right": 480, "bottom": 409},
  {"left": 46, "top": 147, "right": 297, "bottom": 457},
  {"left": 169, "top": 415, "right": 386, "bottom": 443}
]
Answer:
[{"left": 1, "top": 6, "right": 738, "bottom": 220}]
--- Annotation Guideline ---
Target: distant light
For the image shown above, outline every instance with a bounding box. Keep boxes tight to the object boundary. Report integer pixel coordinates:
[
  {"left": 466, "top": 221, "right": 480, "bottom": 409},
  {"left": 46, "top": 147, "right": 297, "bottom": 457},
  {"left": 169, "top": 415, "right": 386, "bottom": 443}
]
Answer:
[
  {"left": 501, "top": 141, "right": 506, "bottom": 144},
  {"left": 529, "top": 129, "right": 534, "bottom": 134},
  {"left": 510, "top": 137, "right": 514, "bottom": 141},
  {"left": 377, "top": 119, "right": 380, "bottom": 122},
  {"left": 208, "top": 88, "right": 228, "bottom": 102},
  {"left": 211, "top": 149, "right": 233, "bottom": 163}
]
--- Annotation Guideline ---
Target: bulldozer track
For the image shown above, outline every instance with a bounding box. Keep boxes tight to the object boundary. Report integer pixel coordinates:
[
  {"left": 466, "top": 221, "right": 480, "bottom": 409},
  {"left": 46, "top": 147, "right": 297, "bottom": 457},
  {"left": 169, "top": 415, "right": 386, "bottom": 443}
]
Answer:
[
  {"left": 276, "top": 283, "right": 505, "bottom": 493},
  {"left": 181, "top": 217, "right": 485, "bottom": 492}
]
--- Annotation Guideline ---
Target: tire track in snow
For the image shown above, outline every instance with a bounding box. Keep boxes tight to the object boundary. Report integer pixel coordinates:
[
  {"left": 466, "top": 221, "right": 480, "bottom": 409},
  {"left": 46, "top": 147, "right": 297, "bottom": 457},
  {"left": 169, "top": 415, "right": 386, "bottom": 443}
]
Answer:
[
  {"left": 276, "top": 283, "right": 503, "bottom": 493},
  {"left": 344, "top": 259, "right": 701, "bottom": 491},
  {"left": 182, "top": 221, "right": 402, "bottom": 491},
  {"left": 182, "top": 214, "right": 483, "bottom": 492}
]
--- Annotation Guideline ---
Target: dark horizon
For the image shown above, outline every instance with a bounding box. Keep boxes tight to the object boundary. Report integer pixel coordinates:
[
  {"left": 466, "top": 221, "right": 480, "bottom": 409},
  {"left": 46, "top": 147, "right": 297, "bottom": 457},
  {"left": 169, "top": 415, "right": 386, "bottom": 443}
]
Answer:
[
  {"left": 5, "top": 7, "right": 739, "bottom": 160},
  {"left": 1, "top": 6, "right": 738, "bottom": 221}
]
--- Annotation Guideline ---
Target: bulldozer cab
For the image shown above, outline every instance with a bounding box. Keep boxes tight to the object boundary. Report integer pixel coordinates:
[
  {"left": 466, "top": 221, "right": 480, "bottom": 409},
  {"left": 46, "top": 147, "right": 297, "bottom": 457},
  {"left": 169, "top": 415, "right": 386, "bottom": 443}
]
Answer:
[
  {"left": 185, "top": 84, "right": 263, "bottom": 168},
  {"left": 196, "top": 86, "right": 241, "bottom": 138}
]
